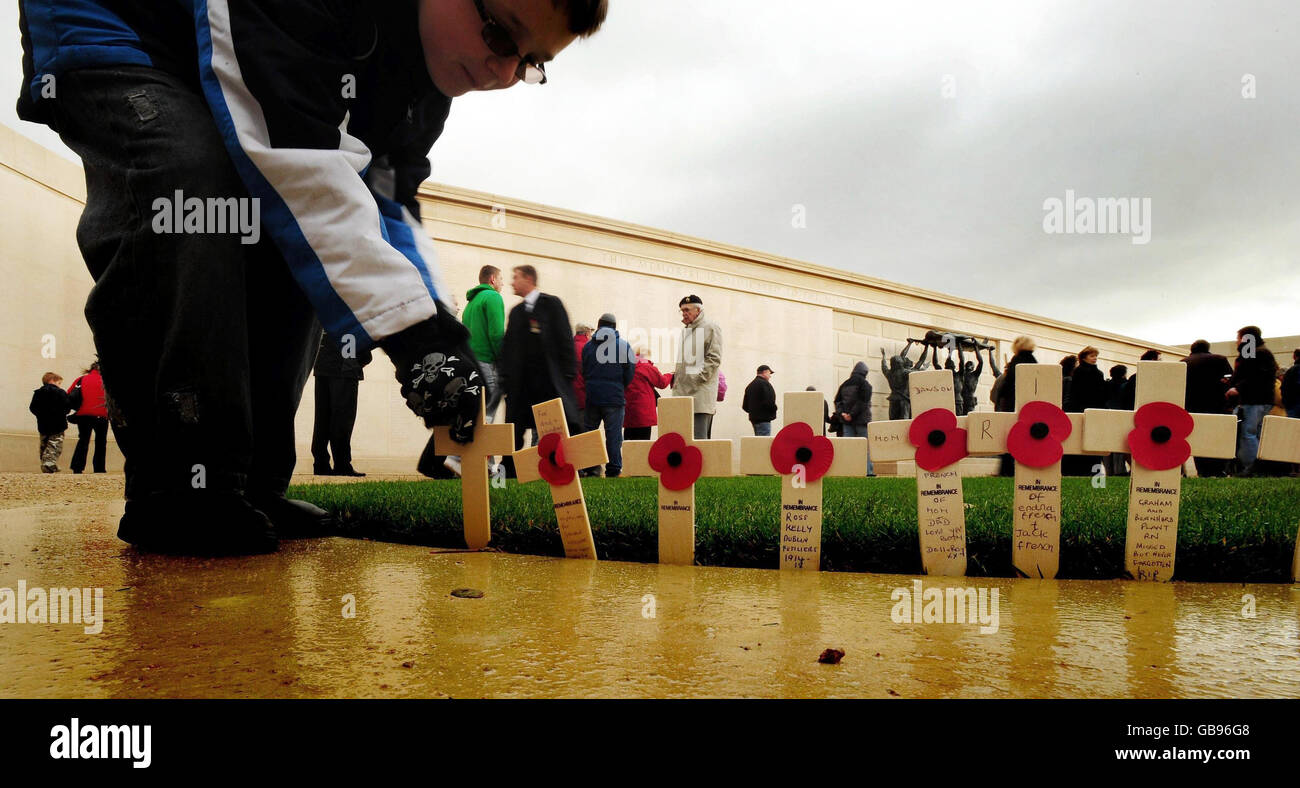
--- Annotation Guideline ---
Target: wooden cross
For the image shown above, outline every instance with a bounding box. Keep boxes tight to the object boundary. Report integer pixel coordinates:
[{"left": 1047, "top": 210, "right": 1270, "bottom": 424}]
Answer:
[
  {"left": 513, "top": 397, "right": 608, "bottom": 560},
  {"left": 1258, "top": 415, "right": 1300, "bottom": 582},
  {"left": 965, "top": 364, "right": 1102, "bottom": 578},
  {"left": 738, "top": 391, "right": 868, "bottom": 571},
  {"left": 431, "top": 391, "right": 516, "bottom": 550},
  {"left": 867, "top": 369, "right": 969, "bottom": 576},
  {"left": 621, "top": 396, "right": 733, "bottom": 565},
  {"left": 1083, "top": 361, "right": 1237, "bottom": 581}
]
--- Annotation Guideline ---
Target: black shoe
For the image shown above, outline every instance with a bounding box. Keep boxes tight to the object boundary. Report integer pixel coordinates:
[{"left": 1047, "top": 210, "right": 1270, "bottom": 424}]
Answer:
[
  {"left": 249, "top": 494, "right": 338, "bottom": 539},
  {"left": 333, "top": 467, "right": 366, "bottom": 477},
  {"left": 313, "top": 465, "right": 334, "bottom": 476},
  {"left": 117, "top": 491, "right": 278, "bottom": 556}
]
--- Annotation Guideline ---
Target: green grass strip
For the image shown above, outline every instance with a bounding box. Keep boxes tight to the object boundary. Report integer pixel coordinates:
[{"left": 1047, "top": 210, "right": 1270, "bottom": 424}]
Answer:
[{"left": 286, "top": 476, "right": 1300, "bottom": 582}]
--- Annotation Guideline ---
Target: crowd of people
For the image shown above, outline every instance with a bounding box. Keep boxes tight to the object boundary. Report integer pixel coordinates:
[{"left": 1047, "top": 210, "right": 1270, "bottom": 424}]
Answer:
[
  {"left": 423, "top": 264, "right": 899, "bottom": 480},
  {"left": 31, "top": 275, "right": 1299, "bottom": 485},
  {"left": 990, "top": 327, "right": 1298, "bottom": 477},
  {"left": 436, "top": 275, "right": 1299, "bottom": 482},
  {"left": 416, "top": 265, "right": 724, "bottom": 480}
]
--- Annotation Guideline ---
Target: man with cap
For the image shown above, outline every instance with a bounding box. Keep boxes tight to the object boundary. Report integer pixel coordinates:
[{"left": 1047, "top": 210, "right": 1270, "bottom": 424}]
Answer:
[
  {"left": 671, "top": 295, "right": 723, "bottom": 439},
  {"left": 742, "top": 365, "right": 778, "bottom": 436},
  {"left": 580, "top": 313, "right": 636, "bottom": 477}
]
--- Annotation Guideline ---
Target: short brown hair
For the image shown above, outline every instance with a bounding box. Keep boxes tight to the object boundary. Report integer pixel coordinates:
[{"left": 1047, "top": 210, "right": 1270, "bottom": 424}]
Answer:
[
  {"left": 42, "top": 372, "right": 62, "bottom": 384},
  {"left": 513, "top": 264, "right": 537, "bottom": 284},
  {"left": 555, "top": 0, "right": 608, "bottom": 37},
  {"left": 1079, "top": 345, "right": 1099, "bottom": 360},
  {"left": 479, "top": 265, "right": 500, "bottom": 284}
]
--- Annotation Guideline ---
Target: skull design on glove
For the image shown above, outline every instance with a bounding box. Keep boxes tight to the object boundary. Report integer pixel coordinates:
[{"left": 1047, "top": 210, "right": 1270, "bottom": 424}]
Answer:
[{"left": 411, "top": 352, "right": 451, "bottom": 387}]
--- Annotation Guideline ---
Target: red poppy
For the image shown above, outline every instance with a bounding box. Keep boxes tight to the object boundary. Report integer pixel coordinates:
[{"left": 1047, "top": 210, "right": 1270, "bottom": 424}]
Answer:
[
  {"left": 1128, "top": 402, "right": 1193, "bottom": 471},
  {"left": 648, "top": 432, "right": 703, "bottom": 491},
  {"left": 769, "top": 422, "right": 834, "bottom": 482},
  {"left": 908, "top": 408, "right": 968, "bottom": 471},
  {"left": 1007, "top": 401, "right": 1073, "bottom": 468},
  {"left": 536, "top": 432, "right": 575, "bottom": 486}
]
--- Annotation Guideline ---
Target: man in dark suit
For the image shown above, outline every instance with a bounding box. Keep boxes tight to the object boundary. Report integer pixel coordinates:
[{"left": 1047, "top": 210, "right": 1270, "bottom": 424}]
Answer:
[
  {"left": 498, "top": 265, "right": 579, "bottom": 477},
  {"left": 311, "top": 332, "right": 372, "bottom": 476}
]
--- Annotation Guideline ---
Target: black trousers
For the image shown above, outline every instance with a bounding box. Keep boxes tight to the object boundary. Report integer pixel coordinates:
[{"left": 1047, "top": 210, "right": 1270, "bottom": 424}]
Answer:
[
  {"left": 311, "top": 376, "right": 360, "bottom": 471},
  {"left": 50, "top": 66, "right": 318, "bottom": 500},
  {"left": 69, "top": 417, "right": 109, "bottom": 473}
]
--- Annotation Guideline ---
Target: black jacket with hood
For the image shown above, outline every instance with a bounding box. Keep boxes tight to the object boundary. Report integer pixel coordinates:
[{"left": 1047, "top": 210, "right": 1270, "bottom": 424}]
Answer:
[{"left": 834, "top": 361, "right": 874, "bottom": 426}]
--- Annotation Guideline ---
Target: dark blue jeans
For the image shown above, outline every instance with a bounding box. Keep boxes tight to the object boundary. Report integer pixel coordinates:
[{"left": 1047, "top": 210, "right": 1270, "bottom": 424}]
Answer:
[
  {"left": 49, "top": 66, "right": 319, "bottom": 500},
  {"left": 1236, "top": 404, "right": 1272, "bottom": 471},
  {"left": 584, "top": 405, "right": 626, "bottom": 475},
  {"left": 840, "top": 423, "right": 874, "bottom": 475}
]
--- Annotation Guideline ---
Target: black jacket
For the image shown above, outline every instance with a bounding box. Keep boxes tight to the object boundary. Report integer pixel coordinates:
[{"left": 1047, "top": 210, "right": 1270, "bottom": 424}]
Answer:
[
  {"left": 29, "top": 383, "right": 70, "bottom": 435},
  {"left": 1066, "top": 361, "right": 1107, "bottom": 413},
  {"left": 499, "top": 293, "right": 578, "bottom": 427},
  {"left": 1181, "top": 352, "right": 1233, "bottom": 414},
  {"left": 1230, "top": 346, "right": 1279, "bottom": 406},
  {"left": 742, "top": 376, "right": 777, "bottom": 423},
  {"left": 1283, "top": 364, "right": 1300, "bottom": 409},
  {"left": 996, "top": 350, "right": 1038, "bottom": 412},
  {"left": 19, "top": 0, "right": 455, "bottom": 352},
  {"left": 1104, "top": 376, "right": 1128, "bottom": 409},
  {"left": 833, "top": 362, "right": 873, "bottom": 425}
]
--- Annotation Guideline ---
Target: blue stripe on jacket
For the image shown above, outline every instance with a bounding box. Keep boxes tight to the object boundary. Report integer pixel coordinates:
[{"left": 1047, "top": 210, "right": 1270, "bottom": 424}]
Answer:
[
  {"left": 190, "top": 0, "right": 372, "bottom": 348},
  {"left": 373, "top": 191, "right": 441, "bottom": 307}
]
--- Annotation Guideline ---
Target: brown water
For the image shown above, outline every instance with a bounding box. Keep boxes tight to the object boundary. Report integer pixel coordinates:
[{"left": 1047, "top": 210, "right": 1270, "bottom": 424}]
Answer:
[{"left": 0, "top": 502, "right": 1297, "bottom": 698}]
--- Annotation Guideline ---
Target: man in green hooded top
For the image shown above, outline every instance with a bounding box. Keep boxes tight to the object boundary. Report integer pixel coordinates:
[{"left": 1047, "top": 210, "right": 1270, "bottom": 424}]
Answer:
[
  {"left": 425, "top": 263, "right": 507, "bottom": 479},
  {"left": 462, "top": 265, "right": 507, "bottom": 421}
]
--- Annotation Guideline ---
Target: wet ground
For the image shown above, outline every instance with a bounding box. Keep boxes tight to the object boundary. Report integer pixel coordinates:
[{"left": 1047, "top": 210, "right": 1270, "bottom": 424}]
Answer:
[{"left": 1, "top": 496, "right": 1297, "bottom": 698}]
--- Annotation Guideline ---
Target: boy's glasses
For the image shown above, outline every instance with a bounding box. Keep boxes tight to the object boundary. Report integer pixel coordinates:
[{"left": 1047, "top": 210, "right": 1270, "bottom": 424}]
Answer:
[{"left": 472, "top": 0, "right": 547, "bottom": 85}]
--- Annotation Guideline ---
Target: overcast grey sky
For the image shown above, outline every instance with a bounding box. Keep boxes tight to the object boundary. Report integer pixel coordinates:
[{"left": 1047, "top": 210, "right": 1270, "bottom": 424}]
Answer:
[{"left": 5, "top": 1, "right": 1297, "bottom": 346}]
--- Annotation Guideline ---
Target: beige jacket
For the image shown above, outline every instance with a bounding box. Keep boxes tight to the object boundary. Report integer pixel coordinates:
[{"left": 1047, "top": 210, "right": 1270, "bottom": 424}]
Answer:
[{"left": 672, "top": 313, "right": 723, "bottom": 414}]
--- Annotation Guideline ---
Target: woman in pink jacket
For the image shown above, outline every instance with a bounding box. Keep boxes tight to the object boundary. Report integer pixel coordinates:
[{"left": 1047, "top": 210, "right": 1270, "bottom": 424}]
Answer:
[{"left": 623, "top": 346, "right": 671, "bottom": 440}]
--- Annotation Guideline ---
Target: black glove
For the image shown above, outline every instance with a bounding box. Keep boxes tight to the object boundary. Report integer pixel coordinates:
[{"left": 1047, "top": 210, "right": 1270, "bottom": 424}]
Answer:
[{"left": 381, "top": 306, "right": 488, "bottom": 444}]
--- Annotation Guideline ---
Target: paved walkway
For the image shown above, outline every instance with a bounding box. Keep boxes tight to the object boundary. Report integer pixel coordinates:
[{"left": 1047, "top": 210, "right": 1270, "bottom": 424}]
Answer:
[{"left": 0, "top": 486, "right": 1297, "bottom": 697}]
